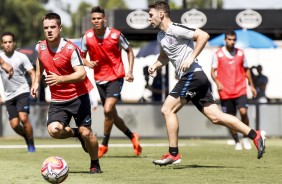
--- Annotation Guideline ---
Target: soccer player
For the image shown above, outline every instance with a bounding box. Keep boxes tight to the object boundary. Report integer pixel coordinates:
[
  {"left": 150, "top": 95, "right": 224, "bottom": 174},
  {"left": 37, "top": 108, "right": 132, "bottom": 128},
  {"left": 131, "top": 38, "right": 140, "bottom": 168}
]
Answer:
[
  {"left": 211, "top": 30, "right": 257, "bottom": 150},
  {"left": 147, "top": 1, "right": 266, "bottom": 166},
  {"left": 0, "top": 32, "right": 36, "bottom": 152},
  {"left": 30, "top": 12, "right": 101, "bottom": 173},
  {"left": 81, "top": 6, "right": 142, "bottom": 158}
]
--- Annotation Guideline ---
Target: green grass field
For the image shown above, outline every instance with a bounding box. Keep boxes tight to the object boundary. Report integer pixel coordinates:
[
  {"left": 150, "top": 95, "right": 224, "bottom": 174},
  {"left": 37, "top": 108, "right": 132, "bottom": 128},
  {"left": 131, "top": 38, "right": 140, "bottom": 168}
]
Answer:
[{"left": 0, "top": 137, "right": 281, "bottom": 184}]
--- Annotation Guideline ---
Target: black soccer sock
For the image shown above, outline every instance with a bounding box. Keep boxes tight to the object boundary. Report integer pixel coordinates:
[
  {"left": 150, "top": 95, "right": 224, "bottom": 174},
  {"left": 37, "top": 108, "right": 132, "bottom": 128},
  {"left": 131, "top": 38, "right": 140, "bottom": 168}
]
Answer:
[
  {"left": 90, "top": 159, "right": 99, "bottom": 167},
  {"left": 231, "top": 134, "right": 240, "bottom": 143},
  {"left": 91, "top": 159, "right": 99, "bottom": 165},
  {"left": 28, "top": 138, "right": 35, "bottom": 146},
  {"left": 124, "top": 128, "right": 134, "bottom": 139},
  {"left": 247, "top": 129, "right": 257, "bottom": 140},
  {"left": 169, "top": 147, "right": 179, "bottom": 157},
  {"left": 102, "top": 134, "right": 110, "bottom": 146},
  {"left": 72, "top": 128, "right": 79, "bottom": 137}
]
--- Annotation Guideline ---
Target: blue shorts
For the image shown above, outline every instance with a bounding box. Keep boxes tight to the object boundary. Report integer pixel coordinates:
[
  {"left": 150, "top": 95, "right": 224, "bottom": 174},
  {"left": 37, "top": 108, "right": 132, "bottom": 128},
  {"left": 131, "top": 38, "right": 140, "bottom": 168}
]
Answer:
[
  {"left": 47, "top": 94, "right": 91, "bottom": 127},
  {"left": 169, "top": 71, "right": 215, "bottom": 111}
]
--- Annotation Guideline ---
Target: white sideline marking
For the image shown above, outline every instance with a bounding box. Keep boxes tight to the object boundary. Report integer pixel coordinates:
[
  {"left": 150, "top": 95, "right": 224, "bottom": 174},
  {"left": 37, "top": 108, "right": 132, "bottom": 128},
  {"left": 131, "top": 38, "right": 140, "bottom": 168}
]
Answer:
[{"left": 0, "top": 143, "right": 193, "bottom": 149}]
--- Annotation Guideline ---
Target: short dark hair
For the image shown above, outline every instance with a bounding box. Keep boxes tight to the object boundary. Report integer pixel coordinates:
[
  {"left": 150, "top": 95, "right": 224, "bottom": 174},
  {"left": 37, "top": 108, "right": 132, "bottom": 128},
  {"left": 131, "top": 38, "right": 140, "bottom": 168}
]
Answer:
[
  {"left": 148, "top": 1, "right": 170, "bottom": 17},
  {"left": 91, "top": 6, "right": 105, "bottom": 15},
  {"left": 42, "top": 12, "right": 61, "bottom": 26},
  {"left": 1, "top": 32, "right": 15, "bottom": 42},
  {"left": 225, "top": 30, "right": 237, "bottom": 39}
]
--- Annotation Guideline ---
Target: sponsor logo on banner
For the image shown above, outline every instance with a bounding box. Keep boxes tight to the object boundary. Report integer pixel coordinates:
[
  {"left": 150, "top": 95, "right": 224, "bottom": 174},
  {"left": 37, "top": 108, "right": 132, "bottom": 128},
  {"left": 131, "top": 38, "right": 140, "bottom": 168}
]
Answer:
[
  {"left": 181, "top": 9, "right": 207, "bottom": 28},
  {"left": 126, "top": 10, "right": 151, "bottom": 29},
  {"left": 236, "top": 9, "right": 262, "bottom": 29}
]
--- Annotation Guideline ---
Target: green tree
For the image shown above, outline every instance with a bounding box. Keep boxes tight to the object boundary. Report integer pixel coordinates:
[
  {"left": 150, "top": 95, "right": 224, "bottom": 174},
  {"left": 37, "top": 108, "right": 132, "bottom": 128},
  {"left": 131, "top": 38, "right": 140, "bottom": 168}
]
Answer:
[
  {"left": 99, "top": 0, "right": 127, "bottom": 9},
  {"left": 68, "top": 2, "right": 93, "bottom": 38},
  {"left": 184, "top": 0, "right": 223, "bottom": 9},
  {"left": 0, "top": 0, "right": 47, "bottom": 47}
]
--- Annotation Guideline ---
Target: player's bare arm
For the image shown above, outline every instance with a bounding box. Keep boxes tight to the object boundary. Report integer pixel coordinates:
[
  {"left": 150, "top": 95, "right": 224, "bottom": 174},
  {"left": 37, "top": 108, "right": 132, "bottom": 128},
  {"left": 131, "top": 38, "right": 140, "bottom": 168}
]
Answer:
[
  {"left": 45, "top": 65, "right": 86, "bottom": 86},
  {"left": 245, "top": 68, "right": 257, "bottom": 98},
  {"left": 180, "top": 28, "right": 209, "bottom": 72},
  {"left": 211, "top": 68, "right": 224, "bottom": 91},
  {"left": 124, "top": 47, "right": 134, "bottom": 82},
  {"left": 0, "top": 57, "right": 13, "bottom": 79},
  {"left": 148, "top": 49, "right": 168, "bottom": 76},
  {"left": 81, "top": 51, "right": 99, "bottom": 68},
  {"left": 31, "top": 58, "right": 44, "bottom": 98}
]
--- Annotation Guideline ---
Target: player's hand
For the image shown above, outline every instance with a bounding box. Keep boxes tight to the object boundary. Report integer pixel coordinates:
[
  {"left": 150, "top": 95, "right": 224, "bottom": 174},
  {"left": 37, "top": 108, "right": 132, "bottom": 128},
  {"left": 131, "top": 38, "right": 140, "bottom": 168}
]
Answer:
[
  {"left": 216, "top": 81, "right": 224, "bottom": 91},
  {"left": 125, "top": 72, "right": 134, "bottom": 82},
  {"left": 251, "top": 86, "right": 257, "bottom": 98},
  {"left": 85, "top": 60, "right": 99, "bottom": 68},
  {"left": 30, "top": 83, "right": 39, "bottom": 98},
  {"left": 180, "top": 57, "right": 193, "bottom": 72},
  {"left": 45, "top": 71, "right": 63, "bottom": 86},
  {"left": 148, "top": 66, "right": 157, "bottom": 77}
]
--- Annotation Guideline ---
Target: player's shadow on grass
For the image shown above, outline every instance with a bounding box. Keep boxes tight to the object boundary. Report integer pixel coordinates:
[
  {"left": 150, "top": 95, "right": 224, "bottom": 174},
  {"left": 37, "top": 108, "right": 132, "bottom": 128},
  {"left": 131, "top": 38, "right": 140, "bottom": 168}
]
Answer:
[
  {"left": 172, "top": 164, "right": 243, "bottom": 169},
  {"left": 102, "top": 155, "right": 150, "bottom": 158},
  {"left": 69, "top": 171, "right": 104, "bottom": 174}
]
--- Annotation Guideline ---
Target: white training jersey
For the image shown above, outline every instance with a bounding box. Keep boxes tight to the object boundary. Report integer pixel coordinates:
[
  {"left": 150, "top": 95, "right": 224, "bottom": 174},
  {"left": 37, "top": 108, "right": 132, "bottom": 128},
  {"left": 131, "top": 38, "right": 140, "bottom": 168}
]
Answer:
[
  {"left": 157, "top": 22, "right": 202, "bottom": 79},
  {"left": 0, "top": 50, "right": 33, "bottom": 100}
]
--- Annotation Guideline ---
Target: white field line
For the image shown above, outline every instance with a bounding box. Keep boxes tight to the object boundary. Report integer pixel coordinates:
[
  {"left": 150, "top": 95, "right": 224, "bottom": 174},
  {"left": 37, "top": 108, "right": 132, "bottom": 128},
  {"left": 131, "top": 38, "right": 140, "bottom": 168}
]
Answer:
[{"left": 0, "top": 143, "right": 197, "bottom": 149}]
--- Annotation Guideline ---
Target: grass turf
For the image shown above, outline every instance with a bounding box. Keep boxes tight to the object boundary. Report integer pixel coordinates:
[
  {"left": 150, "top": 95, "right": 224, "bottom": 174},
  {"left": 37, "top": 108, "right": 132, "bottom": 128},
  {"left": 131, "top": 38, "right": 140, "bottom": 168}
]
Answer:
[{"left": 0, "top": 137, "right": 281, "bottom": 184}]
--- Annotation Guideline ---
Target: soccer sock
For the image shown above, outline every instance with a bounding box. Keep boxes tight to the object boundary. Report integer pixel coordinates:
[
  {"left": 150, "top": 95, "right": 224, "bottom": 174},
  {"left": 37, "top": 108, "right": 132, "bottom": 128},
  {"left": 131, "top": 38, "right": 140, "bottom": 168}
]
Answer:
[
  {"left": 247, "top": 129, "right": 257, "bottom": 140},
  {"left": 90, "top": 159, "right": 99, "bottom": 167},
  {"left": 102, "top": 134, "right": 110, "bottom": 146},
  {"left": 169, "top": 147, "right": 179, "bottom": 156},
  {"left": 72, "top": 128, "right": 79, "bottom": 137},
  {"left": 28, "top": 138, "right": 35, "bottom": 146},
  {"left": 232, "top": 134, "right": 240, "bottom": 143},
  {"left": 124, "top": 128, "right": 134, "bottom": 139}
]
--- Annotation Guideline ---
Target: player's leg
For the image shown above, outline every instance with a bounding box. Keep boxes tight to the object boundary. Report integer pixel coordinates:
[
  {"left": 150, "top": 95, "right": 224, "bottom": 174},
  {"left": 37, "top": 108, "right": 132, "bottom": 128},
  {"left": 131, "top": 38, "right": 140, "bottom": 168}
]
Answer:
[
  {"left": 6, "top": 96, "right": 31, "bottom": 151},
  {"left": 203, "top": 103, "right": 265, "bottom": 159},
  {"left": 78, "top": 126, "right": 101, "bottom": 174},
  {"left": 105, "top": 97, "right": 142, "bottom": 156},
  {"left": 74, "top": 94, "right": 101, "bottom": 174},
  {"left": 221, "top": 99, "right": 242, "bottom": 150},
  {"left": 236, "top": 95, "right": 252, "bottom": 150},
  {"left": 46, "top": 102, "right": 74, "bottom": 139},
  {"left": 153, "top": 95, "right": 184, "bottom": 166}
]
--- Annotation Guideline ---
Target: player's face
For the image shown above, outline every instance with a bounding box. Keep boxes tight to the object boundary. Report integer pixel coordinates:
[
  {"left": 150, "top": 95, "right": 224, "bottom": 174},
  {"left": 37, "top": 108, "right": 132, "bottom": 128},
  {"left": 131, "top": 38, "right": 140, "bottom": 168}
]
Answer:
[
  {"left": 43, "top": 19, "right": 61, "bottom": 43},
  {"left": 148, "top": 8, "right": 162, "bottom": 29},
  {"left": 1, "top": 35, "right": 15, "bottom": 53},
  {"left": 225, "top": 35, "right": 236, "bottom": 49},
  {"left": 91, "top": 12, "right": 105, "bottom": 30}
]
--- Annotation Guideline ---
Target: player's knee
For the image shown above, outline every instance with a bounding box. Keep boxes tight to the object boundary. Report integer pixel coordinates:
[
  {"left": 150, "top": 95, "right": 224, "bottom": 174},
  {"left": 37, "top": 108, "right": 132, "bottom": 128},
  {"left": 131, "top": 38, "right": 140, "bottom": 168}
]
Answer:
[
  {"left": 208, "top": 115, "right": 221, "bottom": 125},
  {"left": 47, "top": 123, "right": 62, "bottom": 138},
  {"left": 161, "top": 105, "right": 171, "bottom": 116},
  {"left": 80, "top": 130, "right": 91, "bottom": 140}
]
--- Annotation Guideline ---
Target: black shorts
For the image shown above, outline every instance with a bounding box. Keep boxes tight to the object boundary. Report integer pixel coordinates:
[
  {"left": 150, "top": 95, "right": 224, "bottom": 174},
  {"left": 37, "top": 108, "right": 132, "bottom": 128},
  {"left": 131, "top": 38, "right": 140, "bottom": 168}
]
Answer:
[
  {"left": 220, "top": 95, "right": 248, "bottom": 116},
  {"left": 96, "top": 78, "right": 124, "bottom": 105},
  {"left": 169, "top": 71, "right": 215, "bottom": 111},
  {"left": 47, "top": 94, "right": 91, "bottom": 127},
  {"left": 5, "top": 92, "right": 30, "bottom": 120}
]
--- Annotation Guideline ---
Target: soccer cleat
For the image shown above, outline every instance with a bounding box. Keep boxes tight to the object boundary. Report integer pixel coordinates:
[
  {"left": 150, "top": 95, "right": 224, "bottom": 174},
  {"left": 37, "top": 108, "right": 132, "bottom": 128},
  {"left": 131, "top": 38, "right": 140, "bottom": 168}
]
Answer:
[
  {"left": 77, "top": 134, "right": 88, "bottom": 153},
  {"left": 153, "top": 153, "right": 181, "bottom": 166},
  {"left": 235, "top": 142, "right": 243, "bottom": 150},
  {"left": 242, "top": 138, "right": 252, "bottom": 150},
  {"left": 98, "top": 145, "right": 108, "bottom": 158},
  {"left": 27, "top": 145, "right": 36, "bottom": 153},
  {"left": 131, "top": 133, "right": 142, "bottom": 156},
  {"left": 89, "top": 165, "right": 102, "bottom": 174},
  {"left": 253, "top": 130, "right": 266, "bottom": 159}
]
